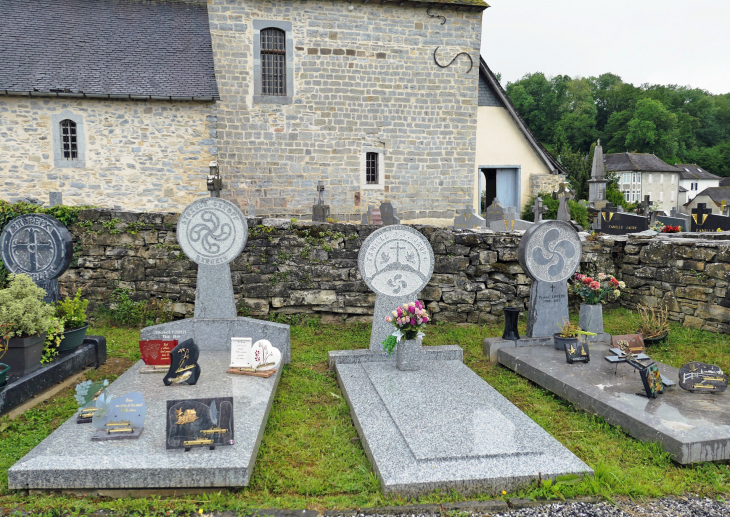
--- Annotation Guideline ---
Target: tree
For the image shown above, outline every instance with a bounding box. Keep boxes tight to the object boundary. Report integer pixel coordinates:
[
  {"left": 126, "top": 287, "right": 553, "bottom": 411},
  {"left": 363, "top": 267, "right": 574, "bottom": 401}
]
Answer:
[{"left": 624, "top": 98, "right": 679, "bottom": 159}]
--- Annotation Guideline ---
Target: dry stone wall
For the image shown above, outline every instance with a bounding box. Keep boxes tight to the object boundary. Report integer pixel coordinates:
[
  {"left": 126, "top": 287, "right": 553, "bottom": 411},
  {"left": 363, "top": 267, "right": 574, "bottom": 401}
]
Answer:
[{"left": 56, "top": 209, "right": 730, "bottom": 334}]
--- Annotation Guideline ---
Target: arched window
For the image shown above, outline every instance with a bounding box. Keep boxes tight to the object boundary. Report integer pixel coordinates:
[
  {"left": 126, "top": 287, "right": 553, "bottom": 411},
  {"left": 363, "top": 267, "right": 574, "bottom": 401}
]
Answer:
[
  {"left": 60, "top": 119, "right": 78, "bottom": 160},
  {"left": 260, "top": 28, "right": 286, "bottom": 96}
]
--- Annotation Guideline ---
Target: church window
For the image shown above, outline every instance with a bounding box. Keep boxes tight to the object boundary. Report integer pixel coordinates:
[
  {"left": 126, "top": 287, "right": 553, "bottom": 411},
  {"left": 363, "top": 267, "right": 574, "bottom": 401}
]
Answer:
[
  {"left": 260, "top": 28, "right": 286, "bottom": 96},
  {"left": 60, "top": 119, "right": 78, "bottom": 160},
  {"left": 366, "top": 152, "right": 378, "bottom": 184}
]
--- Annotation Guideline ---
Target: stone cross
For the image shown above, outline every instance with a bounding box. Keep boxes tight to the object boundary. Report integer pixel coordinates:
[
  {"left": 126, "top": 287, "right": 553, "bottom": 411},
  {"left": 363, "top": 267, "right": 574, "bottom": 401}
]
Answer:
[
  {"left": 639, "top": 195, "right": 651, "bottom": 216},
  {"left": 176, "top": 198, "right": 248, "bottom": 318},
  {"left": 316, "top": 180, "right": 325, "bottom": 205},
  {"left": 531, "top": 197, "right": 548, "bottom": 222},
  {"left": 312, "top": 180, "right": 331, "bottom": 222},
  {"left": 0, "top": 214, "right": 74, "bottom": 303},
  {"left": 358, "top": 225, "right": 434, "bottom": 350},
  {"left": 552, "top": 182, "right": 573, "bottom": 221},
  {"left": 518, "top": 220, "right": 582, "bottom": 338}
]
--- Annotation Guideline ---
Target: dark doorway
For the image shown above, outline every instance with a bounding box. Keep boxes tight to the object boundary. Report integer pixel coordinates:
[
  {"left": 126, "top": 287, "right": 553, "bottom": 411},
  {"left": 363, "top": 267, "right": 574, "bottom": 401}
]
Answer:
[{"left": 481, "top": 168, "right": 497, "bottom": 212}]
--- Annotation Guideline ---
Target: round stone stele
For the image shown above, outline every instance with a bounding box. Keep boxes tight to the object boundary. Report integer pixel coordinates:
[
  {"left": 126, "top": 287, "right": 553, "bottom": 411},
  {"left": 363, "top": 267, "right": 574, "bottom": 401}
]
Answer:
[
  {"left": 0, "top": 214, "right": 73, "bottom": 282},
  {"left": 358, "top": 225, "right": 434, "bottom": 298},
  {"left": 518, "top": 220, "right": 581, "bottom": 283},
  {"left": 177, "top": 198, "right": 248, "bottom": 266}
]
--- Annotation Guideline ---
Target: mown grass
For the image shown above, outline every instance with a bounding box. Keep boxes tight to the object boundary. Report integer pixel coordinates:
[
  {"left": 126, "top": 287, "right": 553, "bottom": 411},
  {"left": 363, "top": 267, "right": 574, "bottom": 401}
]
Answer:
[{"left": 0, "top": 309, "right": 728, "bottom": 515}]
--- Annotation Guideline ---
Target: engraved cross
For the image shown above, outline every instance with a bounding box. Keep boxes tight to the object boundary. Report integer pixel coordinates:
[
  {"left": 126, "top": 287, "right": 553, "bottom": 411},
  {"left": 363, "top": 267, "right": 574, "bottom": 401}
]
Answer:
[
  {"left": 389, "top": 241, "right": 406, "bottom": 262},
  {"left": 11, "top": 228, "right": 53, "bottom": 272}
]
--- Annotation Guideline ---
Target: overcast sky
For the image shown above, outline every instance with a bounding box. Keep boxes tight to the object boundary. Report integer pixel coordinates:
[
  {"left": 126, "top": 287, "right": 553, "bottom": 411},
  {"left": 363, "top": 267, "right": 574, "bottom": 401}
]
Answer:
[{"left": 480, "top": 0, "right": 730, "bottom": 94}]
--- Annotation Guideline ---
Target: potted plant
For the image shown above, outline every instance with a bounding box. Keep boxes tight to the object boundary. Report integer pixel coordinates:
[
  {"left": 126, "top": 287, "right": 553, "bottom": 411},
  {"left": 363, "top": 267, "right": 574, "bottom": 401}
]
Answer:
[
  {"left": 570, "top": 273, "right": 624, "bottom": 339},
  {"left": 56, "top": 289, "right": 90, "bottom": 352},
  {"left": 382, "top": 301, "right": 430, "bottom": 371},
  {"left": 554, "top": 319, "right": 596, "bottom": 351},
  {"left": 0, "top": 274, "right": 62, "bottom": 377},
  {"left": 636, "top": 303, "right": 670, "bottom": 344}
]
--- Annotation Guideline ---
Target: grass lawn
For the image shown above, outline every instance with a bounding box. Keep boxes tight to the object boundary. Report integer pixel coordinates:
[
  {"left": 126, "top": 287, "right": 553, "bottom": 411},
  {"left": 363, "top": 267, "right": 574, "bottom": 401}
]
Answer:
[{"left": 0, "top": 308, "right": 728, "bottom": 515}]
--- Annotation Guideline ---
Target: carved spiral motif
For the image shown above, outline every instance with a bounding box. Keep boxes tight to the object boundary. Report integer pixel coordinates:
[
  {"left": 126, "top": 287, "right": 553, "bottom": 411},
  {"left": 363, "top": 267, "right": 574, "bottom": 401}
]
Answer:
[
  {"left": 188, "top": 211, "right": 232, "bottom": 255},
  {"left": 176, "top": 198, "right": 248, "bottom": 266},
  {"left": 520, "top": 221, "right": 581, "bottom": 283}
]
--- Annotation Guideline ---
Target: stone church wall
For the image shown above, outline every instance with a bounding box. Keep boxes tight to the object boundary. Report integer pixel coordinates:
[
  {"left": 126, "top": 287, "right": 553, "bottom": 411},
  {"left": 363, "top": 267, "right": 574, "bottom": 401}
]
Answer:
[
  {"left": 0, "top": 96, "right": 217, "bottom": 211},
  {"left": 208, "top": 0, "right": 482, "bottom": 223}
]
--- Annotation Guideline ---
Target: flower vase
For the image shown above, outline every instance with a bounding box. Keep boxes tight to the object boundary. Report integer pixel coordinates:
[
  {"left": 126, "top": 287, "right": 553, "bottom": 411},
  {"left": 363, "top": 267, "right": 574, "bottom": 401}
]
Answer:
[
  {"left": 502, "top": 307, "right": 521, "bottom": 340},
  {"left": 396, "top": 337, "right": 421, "bottom": 371},
  {"left": 579, "top": 304, "right": 604, "bottom": 342}
]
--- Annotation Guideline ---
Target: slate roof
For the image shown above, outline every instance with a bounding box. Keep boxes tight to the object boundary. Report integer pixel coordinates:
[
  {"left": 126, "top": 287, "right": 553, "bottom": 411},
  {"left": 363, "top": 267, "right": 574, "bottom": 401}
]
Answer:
[
  {"left": 686, "top": 187, "right": 730, "bottom": 207},
  {"left": 0, "top": 0, "right": 218, "bottom": 100},
  {"left": 675, "top": 164, "right": 721, "bottom": 181},
  {"left": 604, "top": 153, "right": 682, "bottom": 173},
  {"left": 721, "top": 177, "right": 730, "bottom": 187},
  {"left": 478, "top": 58, "right": 567, "bottom": 175},
  {"left": 678, "top": 185, "right": 688, "bottom": 192}
]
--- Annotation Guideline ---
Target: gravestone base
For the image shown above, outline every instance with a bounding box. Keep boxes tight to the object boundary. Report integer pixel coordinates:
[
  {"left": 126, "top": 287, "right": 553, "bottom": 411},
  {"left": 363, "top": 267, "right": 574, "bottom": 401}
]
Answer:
[
  {"left": 482, "top": 336, "right": 554, "bottom": 363},
  {"left": 330, "top": 350, "right": 591, "bottom": 495},
  {"left": 498, "top": 344, "right": 730, "bottom": 464},
  {"left": 9, "top": 352, "right": 280, "bottom": 489}
]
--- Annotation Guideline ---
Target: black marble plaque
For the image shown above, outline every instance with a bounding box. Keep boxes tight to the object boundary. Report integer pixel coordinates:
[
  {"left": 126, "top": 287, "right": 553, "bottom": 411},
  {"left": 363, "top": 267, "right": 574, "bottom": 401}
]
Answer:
[
  {"left": 163, "top": 339, "right": 201, "bottom": 386},
  {"left": 564, "top": 340, "right": 590, "bottom": 364},
  {"left": 678, "top": 362, "right": 728, "bottom": 393},
  {"left": 0, "top": 214, "right": 73, "bottom": 302},
  {"left": 166, "top": 397, "right": 234, "bottom": 450},
  {"left": 599, "top": 211, "right": 649, "bottom": 235},
  {"left": 639, "top": 363, "right": 664, "bottom": 399}
]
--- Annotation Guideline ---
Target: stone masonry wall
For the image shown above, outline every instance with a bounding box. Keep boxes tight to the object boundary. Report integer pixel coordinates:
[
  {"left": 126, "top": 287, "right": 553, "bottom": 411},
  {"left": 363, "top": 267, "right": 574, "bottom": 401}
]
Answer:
[
  {"left": 530, "top": 173, "right": 567, "bottom": 197},
  {"left": 59, "top": 209, "right": 620, "bottom": 326},
  {"left": 0, "top": 96, "right": 217, "bottom": 211},
  {"left": 208, "top": 0, "right": 482, "bottom": 222}
]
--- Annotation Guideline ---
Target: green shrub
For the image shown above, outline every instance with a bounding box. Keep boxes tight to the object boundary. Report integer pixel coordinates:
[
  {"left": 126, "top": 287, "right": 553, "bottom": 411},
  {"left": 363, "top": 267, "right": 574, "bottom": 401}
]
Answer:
[
  {"left": 0, "top": 274, "right": 58, "bottom": 339},
  {"left": 522, "top": 193, "right": 590, "bottom": 229},
  {"left": 55, "top": 289, "right": 89, "bottom": 330},
  {"left": 95, "top": 285, "right": 173, "bottom": 328}
]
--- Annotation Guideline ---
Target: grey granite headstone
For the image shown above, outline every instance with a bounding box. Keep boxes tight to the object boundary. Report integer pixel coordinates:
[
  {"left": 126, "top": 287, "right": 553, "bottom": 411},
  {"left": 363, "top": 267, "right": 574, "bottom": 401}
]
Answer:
[
  {"left": 453, "top": 207, "right": 486, "bottom": 230},
  {"left": 485, "top": 198, "right": 505, "bottom": 226},
  {"left": 0, "top": 214, "right": 73, "bottom": 303},
  {"left": 379, "top": 202, "right": 400, "bottom": 226},
  {"left": 358, "top": 225, "right": 434, "bottom": 350},
  {"left": 518, "top": 221, "right": 581, "bottom": 338},
  {"left": 177, "top": 198, "right": 248, "bottom": 319},
  {"left": 48, "top": 192, "right": 62, "bottom": 207},
  {"left": 531, "top": 197, "right": 548, "bottom": 223},
  {"left": 490, "top": 207, "right": 534, "bottom": 232}
]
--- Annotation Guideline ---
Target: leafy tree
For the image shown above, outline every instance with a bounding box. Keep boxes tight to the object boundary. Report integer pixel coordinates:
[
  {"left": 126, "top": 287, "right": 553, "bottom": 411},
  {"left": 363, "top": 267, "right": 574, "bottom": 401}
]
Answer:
[{"left": 624, "top": 98, "right": 679, "bottom": 159}]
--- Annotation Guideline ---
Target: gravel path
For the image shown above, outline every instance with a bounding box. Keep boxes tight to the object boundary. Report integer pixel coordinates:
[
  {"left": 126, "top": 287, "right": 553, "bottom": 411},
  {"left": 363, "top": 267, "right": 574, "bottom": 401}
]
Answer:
[{"left": 489, "top": 498, "right": 730, "bottom": 517}]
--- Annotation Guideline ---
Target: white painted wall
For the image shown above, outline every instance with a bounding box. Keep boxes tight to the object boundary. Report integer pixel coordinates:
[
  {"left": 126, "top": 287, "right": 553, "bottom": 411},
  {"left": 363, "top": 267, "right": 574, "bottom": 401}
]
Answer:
[
  {"left": 473, "top": 106, "right": 554, "bottom": 212},
  {"left": 680, "top": 178, "right": 720, "bottom": 201}
]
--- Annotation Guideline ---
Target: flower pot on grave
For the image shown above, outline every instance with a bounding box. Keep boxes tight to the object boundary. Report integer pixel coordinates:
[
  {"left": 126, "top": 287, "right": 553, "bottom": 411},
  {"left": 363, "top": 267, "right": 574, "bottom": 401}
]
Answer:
[
  {"left": 641, "top": 331, "right": 668, "bottom": 346},
  {"left": 58, "top": 323, "right": 89, "bottom": 353},
  {"left": 3, "top": 333, "right": 46, "bottom": 378},
  {"left": 0, "top": 363, "right": 9, "bottom": 393},
  {"left": 579, "top": 304, "right": 604, "bottom": 340},
  {"left": 502, "top": 307, "right": 521, "bottom": 340},
  {"left": 553, "top": 333, "right": 578, "bottom": 351},
  {"left": 396, "top": 337, "right": 422, "bottom": 371}
]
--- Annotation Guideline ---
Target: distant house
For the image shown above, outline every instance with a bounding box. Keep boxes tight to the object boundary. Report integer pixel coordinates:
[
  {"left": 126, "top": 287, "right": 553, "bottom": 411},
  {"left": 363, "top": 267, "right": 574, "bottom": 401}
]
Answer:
[
  {"left": 683, "top": 187, "right": 730, "bottom": 215},
  {"left": 676, "top": 164, "right": 721, "bottom": 202},
  {"left": 474, "top": 59, "right": 566, "bottom": 212},
  {"left": 604, "top": 153, "right": 682, "bottom": 212}
]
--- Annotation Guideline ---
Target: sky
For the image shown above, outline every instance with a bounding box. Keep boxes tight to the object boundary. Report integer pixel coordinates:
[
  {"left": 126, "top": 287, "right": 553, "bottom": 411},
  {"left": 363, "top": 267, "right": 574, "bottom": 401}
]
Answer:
[{"left": 480, "top": 0, "right": 730, "bottom": 94}]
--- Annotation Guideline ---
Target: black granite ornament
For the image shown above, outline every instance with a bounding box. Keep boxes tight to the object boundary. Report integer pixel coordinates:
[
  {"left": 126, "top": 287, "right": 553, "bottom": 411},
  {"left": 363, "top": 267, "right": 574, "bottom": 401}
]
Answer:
[
  {"left": 564, "top": 340, "right": 590, "bottom": 364},
  {"left": 163, "top": 338, "right": 201, "bottom": 386},
  {"left": 166, "top": 397, "right": 234, "bottom": 450},
  {"left": 678, "top": 362, "right": 727, "bottom": 393}
]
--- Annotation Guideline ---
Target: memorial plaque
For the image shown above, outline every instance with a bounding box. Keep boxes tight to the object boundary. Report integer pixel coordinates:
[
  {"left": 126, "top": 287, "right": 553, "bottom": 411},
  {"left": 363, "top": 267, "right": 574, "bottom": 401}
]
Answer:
[
  {"left": 0, "top": 213, "right": 73, "bottom": 302},
  {"left": 678, "top": 362, "right": 728, "bottom": 393},
  {"left": 228, "top": 338, "right": 281, "bottom": 377},
  {"left": 639, "top": 363, "right": 664, "bottom": 399},
  {"left": 564, "top": 340, "right": 590, "bottom": 364},
  {"left": 139, "top": 340, "right": 176, "bottom": 367},
  {"left": 74, "top": 379, "right": 109, "bottom": 424},
  {"left": 599, "top": 211, "right": 649, "bottom": 235},
  {"left": 230, "top": 337, "right": 253, "bottom": 368},
  {"left": 91, "top": 392, "right": 146, "bottom": 440},
  {"left": 691, "top": 204, "right": 730, "bottom": 232},
  {"left": 518, "top": 221, "right": 581, "bottom": 338},
  {"left": 358, "top": 225, "right": 434, "bottom": 350},
  {"left": 611, "top": 334, "right": 645, "bottom": 355},
  {"left": 166, "top": 397, "right": 234, "bottom": 450},
  {"left": 163, "top": 339, "right": 201, "bottom": 386}
]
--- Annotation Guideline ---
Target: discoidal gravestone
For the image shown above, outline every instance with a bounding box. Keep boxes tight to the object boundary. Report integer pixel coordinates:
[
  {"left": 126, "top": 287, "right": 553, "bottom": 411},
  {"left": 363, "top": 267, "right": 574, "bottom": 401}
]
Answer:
[
  {"left": 9, "top": 198, "right": 290, "bottom": 491},
  {"left": 330, "top": 225, "right": 591, "bottom": 496}
]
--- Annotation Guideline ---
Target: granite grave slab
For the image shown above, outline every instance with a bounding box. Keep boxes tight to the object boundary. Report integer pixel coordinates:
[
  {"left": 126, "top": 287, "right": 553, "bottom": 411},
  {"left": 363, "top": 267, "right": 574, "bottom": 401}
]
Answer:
[
  {"left": 499, "top": 344, "right": 730, "bottom": 464},
  {"left": 9, "top": 351, "right": 280, "bottom": 489},
  {"left": 599, "top": 211, "right": 649, "bottom": 235},
  {"left": 334, "top": 358, "right": 592, "bottom": 495}
]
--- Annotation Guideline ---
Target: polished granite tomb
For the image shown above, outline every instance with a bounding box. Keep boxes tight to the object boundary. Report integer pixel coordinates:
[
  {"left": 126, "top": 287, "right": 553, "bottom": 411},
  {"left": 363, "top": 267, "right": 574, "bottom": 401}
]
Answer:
[
  {"left": 499, "top": 344, "right": 730, "bottom": 464},
  {"left": 9, "top": 352, "right": 280, "bottom": 489}
]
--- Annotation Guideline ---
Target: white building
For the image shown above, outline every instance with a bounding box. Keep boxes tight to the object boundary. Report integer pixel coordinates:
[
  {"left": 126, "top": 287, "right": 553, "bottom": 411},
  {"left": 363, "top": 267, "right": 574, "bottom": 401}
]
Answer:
[
  {"left": 676, "top": 164, "right": 721, "bottom": 202},
  {"left": 604, "top": 153, "right": 682, "bottom": 212}
]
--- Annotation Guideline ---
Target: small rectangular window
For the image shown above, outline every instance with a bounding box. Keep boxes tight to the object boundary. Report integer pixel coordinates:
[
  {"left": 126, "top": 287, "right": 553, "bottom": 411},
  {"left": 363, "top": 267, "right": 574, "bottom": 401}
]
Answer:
[
  {"left": 366, "top": 152, "right": 379, "bottom": 185},
  {"left": 261, "top": 28, "right": 286, "bottom": 96},
  {"left": 61, "top": 119, "right": 78, "bottom": 160}
]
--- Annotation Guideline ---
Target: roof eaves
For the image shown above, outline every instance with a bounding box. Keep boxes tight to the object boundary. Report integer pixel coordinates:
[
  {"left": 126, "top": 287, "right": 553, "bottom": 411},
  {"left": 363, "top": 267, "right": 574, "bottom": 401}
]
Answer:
[
  {"left": 0, "top": 90, "right": 219, "bottom": 102},
  {"left": 478, "top": 57, "right": 567, "bottom": 176}
]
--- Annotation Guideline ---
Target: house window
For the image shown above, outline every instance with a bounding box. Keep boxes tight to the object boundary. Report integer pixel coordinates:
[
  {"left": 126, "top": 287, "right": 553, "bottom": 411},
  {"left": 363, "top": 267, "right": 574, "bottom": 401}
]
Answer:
[
  {"left": 671, "top": 191, "right": 676, "bottom": 202},
  {"left": 361, "top": 148, "right": 384, "bottom": 190},
  {"left": 253, "top": 20, "right": 293, "bottom": 104},
  {"left": 671, "top": 174, "right": 675, "bottom": 184},
  {"left": 659, "top": 191, "right": 664, "bottom": 202},
  {"left": 60, "top": 119, "right": 78, "bottom": 160},
  {"left": 261, "top": 28, "right": 286, "bottom": 96},
  {"left": 648, "top": 174, "right": 652, "bottom": 184},
  {"left": 366, "top": 152, "right": 378, "bottom": 184},
  {"left": 52, "top": 111, "right": 85, "bottom": 168}
]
